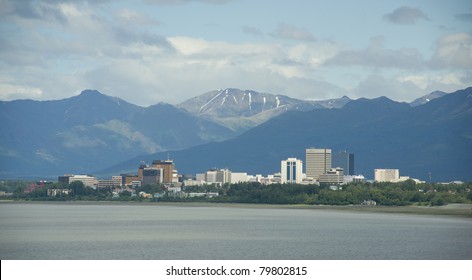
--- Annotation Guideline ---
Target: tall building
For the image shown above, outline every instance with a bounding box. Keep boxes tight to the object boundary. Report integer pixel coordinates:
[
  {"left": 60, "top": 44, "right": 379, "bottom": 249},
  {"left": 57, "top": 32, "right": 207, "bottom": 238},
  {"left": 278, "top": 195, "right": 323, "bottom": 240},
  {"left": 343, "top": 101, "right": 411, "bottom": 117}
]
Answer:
[
  {"left": 142, "top": 167, "right": 163, "bottom": 185},
  {"left": 281, "top": 158, "right": 303, "bottom": 184},
  {"left": 58, "top": 174, "right": 72, "bottom": 185},
  {"left": 205, "top": 169, "right": 218, "bottom": 183},
  {"left": 332, "top": 151, "right": 354, "bottom": 175},
  {"left": 374, "top": 169, "right": 400, "bottom": 182},
  {"left": 216, "top": 169, "right": 231, "bottom": 184},
  {"left": 151, "top": 160, "right": 174, "bottom": 183},
  {"left": 306, "top": 148, "right": 331, "bottom": 179},
  {"left": 138, "top": 163, "right": 147, "bottom": 182}
]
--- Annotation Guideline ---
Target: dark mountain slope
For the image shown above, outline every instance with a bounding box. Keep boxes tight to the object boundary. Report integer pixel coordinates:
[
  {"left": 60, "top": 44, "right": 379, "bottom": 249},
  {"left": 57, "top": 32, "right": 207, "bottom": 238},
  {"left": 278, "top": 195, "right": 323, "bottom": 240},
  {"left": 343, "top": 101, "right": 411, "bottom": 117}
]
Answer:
[
  {"left": 102, "top": 88, "right": 472, "bottom": 182},
  {"left": 0, "top": 90, "right": 235, "bottom": 177}
]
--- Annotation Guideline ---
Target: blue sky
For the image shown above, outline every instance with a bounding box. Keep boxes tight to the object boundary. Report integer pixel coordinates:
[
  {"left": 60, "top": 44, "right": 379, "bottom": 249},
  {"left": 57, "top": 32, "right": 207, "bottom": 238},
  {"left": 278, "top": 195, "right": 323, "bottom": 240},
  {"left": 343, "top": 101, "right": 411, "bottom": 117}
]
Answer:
[{"left": 1, "top": 0, "right": 471, "bottom": 105}]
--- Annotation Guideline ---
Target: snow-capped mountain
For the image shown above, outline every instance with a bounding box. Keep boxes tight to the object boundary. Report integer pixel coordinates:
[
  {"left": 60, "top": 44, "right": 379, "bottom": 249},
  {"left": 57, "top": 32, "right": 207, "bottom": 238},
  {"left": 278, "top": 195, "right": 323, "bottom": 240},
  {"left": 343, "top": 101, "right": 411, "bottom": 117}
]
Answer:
[{"left": 178, "top": 88, "right": 351, "bottom": 132}]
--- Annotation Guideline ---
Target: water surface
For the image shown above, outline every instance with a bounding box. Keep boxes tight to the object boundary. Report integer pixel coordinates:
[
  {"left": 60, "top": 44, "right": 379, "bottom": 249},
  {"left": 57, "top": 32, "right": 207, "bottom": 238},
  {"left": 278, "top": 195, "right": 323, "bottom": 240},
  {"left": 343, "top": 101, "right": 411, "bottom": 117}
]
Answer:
[{"left": 0, "top": 202, "right": 471, "bottom": 259}]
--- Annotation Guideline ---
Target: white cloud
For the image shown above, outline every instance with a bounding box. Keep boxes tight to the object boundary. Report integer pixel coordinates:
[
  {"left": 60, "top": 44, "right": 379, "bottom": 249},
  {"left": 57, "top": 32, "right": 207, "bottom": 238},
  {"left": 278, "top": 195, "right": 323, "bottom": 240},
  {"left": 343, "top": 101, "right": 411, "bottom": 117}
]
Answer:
[
  {"left": 430, "top": 33, "right": 472, "bottom": 69},
  {"left": 0, "top": 81, "right": 43, "bottom": 101},
  {"left": 352, "top": 75, "right": 423, "bottom": 102},
  {"left": 324, "top": 36, "right": 424, "bottom": 69},
  {"left": 0, "top": 0, "right": 470, "bottom": 106},
  {"left": 398, "top": 73, "right": 468, "bottom": 94},
  {"left": 77, "top": 36, "right": 344, "bottom": 104}
]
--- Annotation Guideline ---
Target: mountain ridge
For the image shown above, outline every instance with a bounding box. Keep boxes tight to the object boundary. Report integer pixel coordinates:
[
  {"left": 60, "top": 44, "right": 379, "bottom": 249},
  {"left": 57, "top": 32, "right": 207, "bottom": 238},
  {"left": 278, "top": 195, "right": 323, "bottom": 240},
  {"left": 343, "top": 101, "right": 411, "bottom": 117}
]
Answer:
[
  {"left": 0, "top": 90, "right": 236, "bottom": 177},
  {"left": 1, "top": 87, "right": 470, "bottom": 179},
  {"left": 99, "top": 87, "right": 472, "bottom": 182}
]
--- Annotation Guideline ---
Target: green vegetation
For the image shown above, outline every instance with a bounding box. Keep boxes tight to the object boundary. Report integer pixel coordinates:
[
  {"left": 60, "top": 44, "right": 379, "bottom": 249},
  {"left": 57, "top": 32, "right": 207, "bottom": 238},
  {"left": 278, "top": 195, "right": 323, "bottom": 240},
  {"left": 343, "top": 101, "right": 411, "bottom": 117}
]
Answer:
[
  {"left": 1, "top": 179, "right": 471, "bottom": 207},
  {"left": 157, "top": 180, "right": 472, "bottom": 206}
]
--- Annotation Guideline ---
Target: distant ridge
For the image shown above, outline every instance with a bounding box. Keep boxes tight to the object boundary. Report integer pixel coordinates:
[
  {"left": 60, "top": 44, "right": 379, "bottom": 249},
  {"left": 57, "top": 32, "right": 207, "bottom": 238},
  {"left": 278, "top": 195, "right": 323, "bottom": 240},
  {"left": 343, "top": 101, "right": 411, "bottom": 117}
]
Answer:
[
  {"left": 0, "top": 90, "right": 235, "bottom": 177},
  {"left": 101, "top": 87, "right": 472, "bottom": 182}
]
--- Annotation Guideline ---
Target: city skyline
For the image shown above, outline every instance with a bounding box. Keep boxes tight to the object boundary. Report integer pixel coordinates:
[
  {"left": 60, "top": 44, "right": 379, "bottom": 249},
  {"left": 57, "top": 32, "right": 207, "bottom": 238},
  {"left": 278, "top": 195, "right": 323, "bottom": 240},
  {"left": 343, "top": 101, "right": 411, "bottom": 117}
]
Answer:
[{"left": 57, "top": 145, "right": 433, "bottom": 187}]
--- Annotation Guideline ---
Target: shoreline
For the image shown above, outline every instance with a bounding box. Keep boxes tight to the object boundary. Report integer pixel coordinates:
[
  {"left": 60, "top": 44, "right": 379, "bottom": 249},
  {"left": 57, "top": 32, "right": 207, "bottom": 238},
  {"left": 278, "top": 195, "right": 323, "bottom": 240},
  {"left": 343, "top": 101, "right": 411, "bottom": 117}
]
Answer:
[{"left": 2, "top": 200, "right": 472, "bottom": 218}]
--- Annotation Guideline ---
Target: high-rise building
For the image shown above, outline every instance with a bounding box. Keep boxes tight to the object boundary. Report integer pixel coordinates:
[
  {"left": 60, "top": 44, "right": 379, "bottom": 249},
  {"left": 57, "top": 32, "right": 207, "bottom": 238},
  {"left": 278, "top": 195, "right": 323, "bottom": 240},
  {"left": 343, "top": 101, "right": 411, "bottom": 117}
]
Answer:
[
  {"left": 374, "top": 169, "right": 400, "bottom": 182},
  {"left": 142, "top": 167, "right": 163, "bottom": 185},
  {"left": 205, "top": 169, "right": 218, "bottom": 183},
  {"left": 58, "top": 174, "right": 72, "bottom": 185},
  {"left": 138, "top": 163, "right": 147, "bottom": 182},
  {"left": 152, "top": 160, "right": 174, "bottom": 183},
  {"left": 306, "top": 148, "right": 331, "bottom": 179},
  {"left": 216, "top": 169, "right": 231, "bottom": 184},
  {"left": 281, "top": 158, "right": 303, "bottom": 184},
  {"left": 332, "top": 151, "right": 354, "bottom": 175}
]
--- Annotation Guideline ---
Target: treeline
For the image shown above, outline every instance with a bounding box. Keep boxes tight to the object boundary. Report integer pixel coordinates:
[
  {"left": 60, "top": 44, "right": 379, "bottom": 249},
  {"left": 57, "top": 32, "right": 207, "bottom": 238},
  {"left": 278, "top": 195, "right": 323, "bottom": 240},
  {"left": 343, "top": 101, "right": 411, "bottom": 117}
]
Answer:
[
  {"left": 2, "top": 179, "right": 472, "bottom": 206},
  {"left": 1, "top": 181, "right": 144, "bottom": 201},
  {"left": 164, "top": 181, "right": 472, "bottom": 206}
]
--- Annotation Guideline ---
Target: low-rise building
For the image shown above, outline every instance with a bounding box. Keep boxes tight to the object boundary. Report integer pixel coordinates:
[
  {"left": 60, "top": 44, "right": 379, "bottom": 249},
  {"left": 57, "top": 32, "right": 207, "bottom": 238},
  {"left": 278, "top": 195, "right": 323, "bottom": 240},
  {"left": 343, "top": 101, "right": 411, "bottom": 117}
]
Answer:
[
  {"left": 343, "top": 175, "right": 366, "bottom": 184},
  {"left": 68, "top": 175, "right": 98, "bottom": 188},
  {"left": 188, "top": 192, "right": 219, "bottom": 198},
  {"left": 361, "top": 200, "right": 377, "bottom": 206},
  {"left": 47, "top": 189, "right": 71, "bottom": 196},
  {"left": 97, "top": 176, "right": 123, "bottom": 188},
  {"left": 318, "top": 168, "right": 344, "bottom": 184},
  {"left": 131, "top": 181, "right": 141, "bottom": 188},
  {"left": 230, "top": 172, "right": 248, "bottom": 184},
  {"left": 374, "top": 169, "right": 399, "bottom": 182},
  {"left": 183, "top": 179, "right": 206, "bottom": 186}
]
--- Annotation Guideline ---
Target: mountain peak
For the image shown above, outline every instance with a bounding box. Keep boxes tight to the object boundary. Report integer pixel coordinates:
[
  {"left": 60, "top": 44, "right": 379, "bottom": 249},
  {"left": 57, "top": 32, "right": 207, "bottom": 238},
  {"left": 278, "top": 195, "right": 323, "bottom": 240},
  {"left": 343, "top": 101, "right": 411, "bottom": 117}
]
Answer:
[
  {"left": 344, "top": 96, "right": 411, "bottom": 115},
  {"left": 76, "top": 89, "right": 112, "bottom": 100},
  {"left": 410, "top": 90, "right": 447, "bottom": 107},
  {"left": 74, "top": 89, "right": 109, "bottom": 102},
  {"left": 80, "top": 89, "right": 103, "bottom": 96},
  {"left": 348, "top": 96, "right": 395, "bottom": 105}
]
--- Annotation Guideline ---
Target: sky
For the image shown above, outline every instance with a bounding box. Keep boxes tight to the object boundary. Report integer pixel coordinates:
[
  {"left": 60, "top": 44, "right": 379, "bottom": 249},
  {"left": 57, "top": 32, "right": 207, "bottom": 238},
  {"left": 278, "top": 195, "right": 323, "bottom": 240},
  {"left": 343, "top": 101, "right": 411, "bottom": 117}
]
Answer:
[{"left": 0, "top": 0, "right": 471, "bottom": 106}]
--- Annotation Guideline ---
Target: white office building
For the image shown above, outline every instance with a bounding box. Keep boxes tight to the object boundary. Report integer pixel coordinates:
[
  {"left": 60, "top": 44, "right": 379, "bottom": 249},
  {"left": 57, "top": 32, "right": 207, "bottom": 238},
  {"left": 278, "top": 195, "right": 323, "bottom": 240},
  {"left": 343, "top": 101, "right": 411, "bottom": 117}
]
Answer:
[
  {"left": 374, "top": 169, "right": 400, "bottom": 182},
  {"left": 281, "top": 158, "right": 303, "bottom": 184},
  {"left": 68, "top": 175, "right": 98, "bottom": 188},
  {"left": 230, "top": 172, "right": 249, "bottom": 184}
]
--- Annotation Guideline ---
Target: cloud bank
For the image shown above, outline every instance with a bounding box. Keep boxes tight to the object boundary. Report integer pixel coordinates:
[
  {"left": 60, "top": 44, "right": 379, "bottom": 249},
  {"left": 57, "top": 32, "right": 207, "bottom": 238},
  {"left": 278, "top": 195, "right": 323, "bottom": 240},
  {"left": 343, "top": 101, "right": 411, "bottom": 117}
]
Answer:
[{"left": 0, "top": 0, "right": 470, "bottom": 105}]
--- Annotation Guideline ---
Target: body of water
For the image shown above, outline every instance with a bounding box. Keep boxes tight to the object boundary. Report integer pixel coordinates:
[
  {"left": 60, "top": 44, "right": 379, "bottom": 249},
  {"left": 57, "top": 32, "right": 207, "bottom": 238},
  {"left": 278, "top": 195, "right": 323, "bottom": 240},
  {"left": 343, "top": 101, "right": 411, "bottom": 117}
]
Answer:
[{"left": 0, "top": 202, "right": 471, "bottom": 259}]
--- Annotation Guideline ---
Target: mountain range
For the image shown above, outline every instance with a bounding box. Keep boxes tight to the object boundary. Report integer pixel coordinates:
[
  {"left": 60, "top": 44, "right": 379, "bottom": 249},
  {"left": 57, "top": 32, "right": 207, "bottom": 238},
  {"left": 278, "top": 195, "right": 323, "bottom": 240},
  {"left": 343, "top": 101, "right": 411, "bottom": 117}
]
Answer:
[
  {"left": 1, "top": 87, "right": 470, "bottom": 181},
  {"left": 0, "top": 90, "right": 235, "bottom": 177},
  {"left": 101, "top": 87, "right": 472, "bottom": 182}
]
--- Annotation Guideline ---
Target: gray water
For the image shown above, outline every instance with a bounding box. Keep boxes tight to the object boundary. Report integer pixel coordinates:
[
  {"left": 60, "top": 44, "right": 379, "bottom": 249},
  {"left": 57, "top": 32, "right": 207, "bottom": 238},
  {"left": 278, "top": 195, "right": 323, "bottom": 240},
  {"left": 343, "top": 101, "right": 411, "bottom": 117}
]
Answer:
[{"left": 0, "top": 202, "right": 471, "bottom": 259}]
